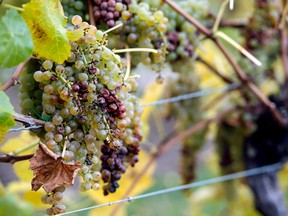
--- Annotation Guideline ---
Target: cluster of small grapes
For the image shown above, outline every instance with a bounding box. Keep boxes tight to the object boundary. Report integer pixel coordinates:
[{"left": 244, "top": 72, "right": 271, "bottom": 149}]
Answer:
[
  {"left": 20, "top": 15, "right": 143, "bottom": 213},
  {"left": 61, "top": 0, "right": 88, "bottom": 22},
  {"left": 41, "top": 187, "right": 66, "bottom": 215},
  {"left": 162, "top": 60, "right": 206, "bottom": 185},
  {"left": 236, "top": 0, "right": 281, "bottom": 84},
  {"left": 145, "top": 0, "right": 211, "bottom": 63},
  {"left": 92, "top": 0, "right": 131, "bottom": 28},
  {"left": 244, "top": 0, "right": 280, "bottom": 51},
  {"left": 91, "top": 0, "right": 168, "bottom": 71}
]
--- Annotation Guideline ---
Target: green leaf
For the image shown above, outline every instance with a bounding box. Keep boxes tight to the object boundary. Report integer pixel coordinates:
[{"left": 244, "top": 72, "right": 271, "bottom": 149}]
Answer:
[
  {"left": 0, "top": 91, "right": 16, "bottom": 143},
  {"left": 0, "top": 113, "right": 16, "bottom": 144},
  {"left": 0, "top": 91, "right": 15, "bottom": 114},
  {"left": 0, "top": 10, "right": 33, "bottom": 69},
  {"left": 22, "top": 0, "right": 70, "bottom": 63}
]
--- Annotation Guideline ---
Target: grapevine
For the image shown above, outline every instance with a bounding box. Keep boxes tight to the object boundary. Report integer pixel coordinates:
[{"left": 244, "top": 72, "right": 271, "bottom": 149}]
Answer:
[{"left": 0, "top": 0, "right": 288, "bottom": 215}]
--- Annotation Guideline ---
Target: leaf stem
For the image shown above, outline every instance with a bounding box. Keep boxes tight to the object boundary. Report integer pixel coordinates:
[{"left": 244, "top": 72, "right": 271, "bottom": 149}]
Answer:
[
  {"left": 0, "top": 3, "right": 24, "bottom": 12},
  {"left": 113, "top": 48, "right": 158, "bottom": 54},
  {"left": 124, "top": 46, "right": 131, "bottom": 81},
  {"left": 213, "top": 0, "right": 229, "bottom": 33},
  {"left": 215, "top": 31, "right": 262, "bottom": 66},
  {"left": 103, "top": 22, "right": 123, "bottom": 34}
]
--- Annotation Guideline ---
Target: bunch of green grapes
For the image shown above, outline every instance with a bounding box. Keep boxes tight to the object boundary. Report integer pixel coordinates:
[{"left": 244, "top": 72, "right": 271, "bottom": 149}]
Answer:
[
  {"left": 144, "top": 0, "right": 212, "bottom": 63},
  {"left": 19, "top": 15, "right": 142, "bottom": 215},
  {"left": 61, "top": 0, "right": 89, "bottom": 22},
  {"left": 240, "top": 0, "right": 281, "bottom": 77},
  {"left": 90, "top": 0, "right": 168, "bottom": 71},
  {"left": 215, "top": 119, "right": 248, "bottom": 174},
  {"left": 162, "top": 60, "right": 206, "bottom": 186}
]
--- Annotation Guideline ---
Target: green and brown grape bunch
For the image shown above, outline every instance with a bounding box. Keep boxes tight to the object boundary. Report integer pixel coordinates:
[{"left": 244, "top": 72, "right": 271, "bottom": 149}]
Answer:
[
  {"left": 90, "top": 0, "right": 168, "bottom": 71},
  {"left": 19, "top": 15, "right": 142, "bottom": 215}
]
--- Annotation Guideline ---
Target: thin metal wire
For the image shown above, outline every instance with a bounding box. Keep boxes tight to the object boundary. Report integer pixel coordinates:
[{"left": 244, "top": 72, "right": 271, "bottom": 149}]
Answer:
[
  {"left": 8, "top": 125, "right": 43, "bottom": 132},
  {"left": 8, "top": 85, "right": 238, "bottom": 133},
  {"left": 57, "top": 162, "right": 283, "bottom": 216},
  {"left": 141, "top": 84, "right": 238, "bottom": 107}
]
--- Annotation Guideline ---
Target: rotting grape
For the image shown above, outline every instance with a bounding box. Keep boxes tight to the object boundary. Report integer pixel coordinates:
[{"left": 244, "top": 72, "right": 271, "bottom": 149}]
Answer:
[{"left": 19, "top": 15, "right": 143, "bottom": 214}]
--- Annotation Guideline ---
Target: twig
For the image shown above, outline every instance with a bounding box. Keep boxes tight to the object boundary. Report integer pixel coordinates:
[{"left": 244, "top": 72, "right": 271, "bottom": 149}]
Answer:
[
  {"left": 1, "top": 57, "right": 31, "bottom": 91},
  {"left": 197, "top": 57, "right": 234, "bottom": 84},
  {"left": 213, "top": 0, "right": 229, "bottom": 33},
  {"left": 109, "top": 108, "right": 234, "bottom": 216},
  {"left": 280, "top": 27, "right": 288, "bottom": 84},
  {"left": 0, "top": 154, "right": 34, "bottom": 164},
  {"left": 163, "top": 0, "right": 285, "bottom": 126},
  {"left": 87, "top": 0, "right": 95, "bottom": 26},
  {"left": 215, "top": 31, "right": 262, "bottom": 66},
  {"left": 13, "top": 112, "right": 46, "bottom": 126},
  {"left": 279, "top": 1, "right": 288, "bottom": 29}
]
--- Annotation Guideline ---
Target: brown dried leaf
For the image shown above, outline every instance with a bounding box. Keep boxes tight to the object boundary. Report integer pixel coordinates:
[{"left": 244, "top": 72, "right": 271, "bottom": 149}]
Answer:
[{"left": 30, "top": 143, "right": 82, "bottom": 193}]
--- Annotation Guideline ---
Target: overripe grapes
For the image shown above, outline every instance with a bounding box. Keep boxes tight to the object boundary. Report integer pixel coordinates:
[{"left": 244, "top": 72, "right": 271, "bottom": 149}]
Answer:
[{"left": 20, "top": 15, "right": 142, "bottom": 214}]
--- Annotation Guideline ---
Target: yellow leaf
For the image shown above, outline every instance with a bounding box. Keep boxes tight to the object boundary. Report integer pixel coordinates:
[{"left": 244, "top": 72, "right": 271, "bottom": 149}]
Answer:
[
  {"left": 86, "top": 150, "right": 155, "bottom": 214},
  {"left": 140, "top": 82, "right": 166, "bottom": 139},
  {"left": 14, "top": 160, "right": 34, "bottom": 182},
  {"left": 7, "top": 181, "right": 46, "bottom": 209},
  {"left": 0, "top": 131, "right": 38, "bottom": 154},
  {"left": 22, "top": 0, "right": 70, "bottom": 63},
  {"left": 66, "top": 27, "right": 85, "bottom": 42}
]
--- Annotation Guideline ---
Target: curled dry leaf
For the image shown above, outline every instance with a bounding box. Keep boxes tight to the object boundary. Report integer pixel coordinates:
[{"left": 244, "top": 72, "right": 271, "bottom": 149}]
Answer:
[{"left": 30, "top": 143, "right": 82, "bottom": 193}]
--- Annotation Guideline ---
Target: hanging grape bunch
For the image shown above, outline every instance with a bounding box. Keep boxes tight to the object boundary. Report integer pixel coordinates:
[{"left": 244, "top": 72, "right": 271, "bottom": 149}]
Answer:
[
  {"left": 19, "top": 15, "right": 142, "bottom": 215},
  {"left": 61, "top": 0, "right": 89, "bottom": 22},
  {"left": 90, "top": 0, "right": 168, "bottom": 72},
  {"left": 240, "top": 0, "right": 281, "bottom": 73},
  {"left": 145, "top": 0, "right": 212, "bottom": 63}
]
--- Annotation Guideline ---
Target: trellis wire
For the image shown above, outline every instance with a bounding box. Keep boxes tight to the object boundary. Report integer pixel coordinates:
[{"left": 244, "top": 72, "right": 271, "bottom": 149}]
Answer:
[
  {"left": 57, "top": 162, "right": 283, "bottom": 216},
  {"left": 8, "top": 125, "right": 43, "bottom": 132},
  {"left": 8, "top": 84, "right": 238, "bottom": 133},
  {"left": 141, "top": 84, "right": 238, "bottom": 107}
]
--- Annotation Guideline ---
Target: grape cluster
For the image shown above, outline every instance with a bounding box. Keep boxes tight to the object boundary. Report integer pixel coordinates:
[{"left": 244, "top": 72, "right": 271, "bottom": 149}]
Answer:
[
  {"left": 41, "top": 187, "right": 66, "bottom": 215},
  {"left": 162, "top": 60, "right": 206, "bottom": 186},
  {"left": 90, "top": 0, "right": 168, "bottom": 71},
  {"left": 144, "top": 0, "right": 211, "bottom": 63},
  {"left": 61, "top": 0, "right": 88, "bottom": 22},
  {"left": 92, "top": 0, "right": 131, "bottom": 28},
  {"left": 239, "top": 0, "right": 280, "bottom": 76},
  {"left": 20, "top": 15, "right": 143, "bottom": 213}
]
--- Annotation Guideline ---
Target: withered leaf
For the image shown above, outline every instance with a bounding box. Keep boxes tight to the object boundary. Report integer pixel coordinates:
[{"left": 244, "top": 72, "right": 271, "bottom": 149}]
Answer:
[{"left": 30, "top": 143, "right": 82, "bottom": 193}]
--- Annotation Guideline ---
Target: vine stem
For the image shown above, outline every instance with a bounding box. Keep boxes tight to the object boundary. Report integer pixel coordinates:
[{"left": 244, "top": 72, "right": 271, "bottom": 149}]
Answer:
[
  {"left": 197, "top": 57, "right": 234, "bottom": 84},
  {"left": 0, "top": 154, "right": 33, "bottom": 164},
  {"left": 213, "top": 0, "right": 229, "bottom": 33},
  {"left": 163, "top": 0, "right": 285, "bottom": 126},
  {"left": 0, "top": 3, "right": 24, "bottom": 12},
  {"left": 87, "top": 0, "right": 95, "bottom": 26},
  {"left": 280, "top": 26, "right": 288, "bottom": 84},
  {"left": 1, "top": 57, "right": 31, "bottom": 91},
  {"left": 109, "top": 108, "right": 234, "bottom": 216},
  {"left": 13, "top": 112, "right": 46, "bottom": 126}
]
